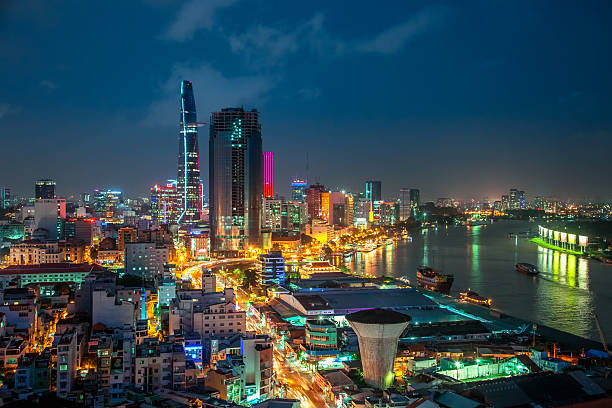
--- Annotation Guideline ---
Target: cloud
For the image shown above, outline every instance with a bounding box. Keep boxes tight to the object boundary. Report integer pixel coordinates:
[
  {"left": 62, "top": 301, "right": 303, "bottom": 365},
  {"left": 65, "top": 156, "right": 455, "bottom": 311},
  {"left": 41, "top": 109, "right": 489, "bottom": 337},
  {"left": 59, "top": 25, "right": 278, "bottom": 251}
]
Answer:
[
  {"left": 162, "top": 0, "right": 236, "bottom": 42},
  {"left": 145, "top": 63, "right": 274, "bottom": 126},
  {"left": 297, "top": 88, "right": 321, "bottom": 100},
  {"left": 0, "top": 104, "right": 19, "bottom": 119},
  {"left": 40, "top": 80, "right": 58, "bottom": 90},
  {"left": 229, "top": 25, "right": 299, "bottom": 67},
  {"left": 225, "top": 8, "right": 448, "bottom": 67},
  {"left": 356, "top": 7, "right": 449, "bottom": 54}
]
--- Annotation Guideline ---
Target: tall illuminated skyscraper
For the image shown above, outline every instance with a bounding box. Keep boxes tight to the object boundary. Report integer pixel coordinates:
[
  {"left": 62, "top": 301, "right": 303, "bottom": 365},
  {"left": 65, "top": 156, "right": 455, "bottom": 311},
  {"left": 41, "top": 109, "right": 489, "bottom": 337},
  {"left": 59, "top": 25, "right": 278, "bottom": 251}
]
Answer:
[
  {"left": 365, "top": 180, "right": 381, "bottom": 202},
  {"left": 291, "top": 179, "right": 307, "bottom": 203},
  {"left": 263, "top": 151, "right": 274, "bottom": 198},
  {"left": 209, "top": 108, "right": 262, "bottom": 253},
  {"left": 35, "top": 179, "right": 56, "bottom": 199},
  {"left": 177, "top": 80, "right": 201, "bottom": 225}
]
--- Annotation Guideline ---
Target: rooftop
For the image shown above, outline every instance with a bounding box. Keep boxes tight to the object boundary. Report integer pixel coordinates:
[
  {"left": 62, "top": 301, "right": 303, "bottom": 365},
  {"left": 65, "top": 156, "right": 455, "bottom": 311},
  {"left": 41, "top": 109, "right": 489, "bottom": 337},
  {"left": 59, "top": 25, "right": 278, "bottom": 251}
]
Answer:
[
  {"left": 1, "top": 263, "right": 105, "bottom": 275},
  {"left": 346, "top": 308, "right": 411, "bottom": 324}
]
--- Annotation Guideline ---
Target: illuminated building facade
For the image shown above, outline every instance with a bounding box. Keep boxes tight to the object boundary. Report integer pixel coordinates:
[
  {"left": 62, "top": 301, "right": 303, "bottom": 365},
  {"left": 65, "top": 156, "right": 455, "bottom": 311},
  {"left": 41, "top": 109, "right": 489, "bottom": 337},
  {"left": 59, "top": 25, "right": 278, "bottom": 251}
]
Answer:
[
  {"left": 93, "top": 189, "right": 122, "bottom": 219},
  {"left": 0, "top": 187, "right": 10, "bottom": 209},
  {"left": 177, "top": 80, "right": 202, "bottom": 225},
  {"left": 328, "top": 191, "right": 348, "bottom": 226},
  {"left": 209, "top": 108, "right": 262, "bottom": 252},
  {"left": 263, "top": 151, "right": 274, "bottom": 198},
  {"left": 262, "top": 197, "right": 282, "bottom": 232},
  {"left": 400, "top": 188, "right": 411, "bottom": 220},
  {"left": 259, "top": 251, "right": 285, "bottom": 285},
  {"left": 409, "top": 189, "right": 420, "bottom": 209},
  {"left": 306, "top": 183, "right": 326, "bottom": 221},
  {"left": 365, "top": 180, "right": 381, "bottom": 203},
  {"left": 291, "top": 179, "right": 307, "bottom": 203},
  {"left": 35, "top": 179, "right": 56, "bottom": 199},
  {"left": 151, "top": 181, "right": 180, "bottom": 224},
  {"left": 281, "top": 202, "right": 305, "bottom": 233}
]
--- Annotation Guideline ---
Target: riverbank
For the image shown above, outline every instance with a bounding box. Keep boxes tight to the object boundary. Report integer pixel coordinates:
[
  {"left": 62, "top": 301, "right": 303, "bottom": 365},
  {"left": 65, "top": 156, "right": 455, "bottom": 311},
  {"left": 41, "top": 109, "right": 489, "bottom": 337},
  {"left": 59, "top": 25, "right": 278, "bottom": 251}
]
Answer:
[
  {"left": 421, "top": 288, "right": 608, "bottom": 352},
  {"left": 529, "top": 237, "right": 583, "bottom": 255}
]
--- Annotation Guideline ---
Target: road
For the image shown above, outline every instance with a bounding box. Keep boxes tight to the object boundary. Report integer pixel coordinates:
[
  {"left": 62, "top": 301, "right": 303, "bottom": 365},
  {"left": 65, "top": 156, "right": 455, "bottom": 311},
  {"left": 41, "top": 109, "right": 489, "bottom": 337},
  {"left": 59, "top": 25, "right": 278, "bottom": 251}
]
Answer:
[
  {"left": 182, "top": 260, "right": 331, "bottom": 407},
  {"left": 245, "top": 303, "right": 332, "bottom": 408},
  {"left": 181, "top": 258, "right": 256, "bottom": 289}
]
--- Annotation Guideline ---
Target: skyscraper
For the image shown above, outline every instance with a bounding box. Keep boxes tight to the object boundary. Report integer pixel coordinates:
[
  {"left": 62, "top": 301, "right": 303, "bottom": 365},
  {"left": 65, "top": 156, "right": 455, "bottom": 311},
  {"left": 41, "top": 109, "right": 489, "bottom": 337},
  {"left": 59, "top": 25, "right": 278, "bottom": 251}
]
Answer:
[
  {"left": 365, "top": 181, "right": 381, "bottom": 202},
  {"left": 151, "top": 181, "right": 180, "bottom": 224},
  {"left": 399, "top": 188, "right": 411, "bottom": 220},
  {"left": 209, "top": 108, "right": 262, "bottom": 253},
  {"left": 263, "top": 151, "right": 274, "bottom": 198},
  {"left": 409, "top": 189, "right": 420, "bottom": 208},
  {"left": 0, "top": 187, "right": 10, "bottom": 209},
  {"left": 291, "top": 179, "right": 307, "bottom": 203},
  {"left": 305, "top": 182, "right": 326, "bottom": 221},
  {"left": 35, "top": 179, "right": 56, "bottom": 199},
  {"left": 177, "top": 80, "right": 201, "bottom": 226}
]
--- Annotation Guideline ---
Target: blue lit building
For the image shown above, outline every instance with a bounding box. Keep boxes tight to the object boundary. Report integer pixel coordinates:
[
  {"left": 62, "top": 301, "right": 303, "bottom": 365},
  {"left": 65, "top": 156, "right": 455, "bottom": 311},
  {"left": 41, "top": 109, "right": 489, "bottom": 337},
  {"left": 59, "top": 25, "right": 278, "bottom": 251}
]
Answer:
[
  {"left": 291, "top": 179, "right": 307, "bottom": 203},
  {"left": 259, "top": 251, "right": 285, "bottom": 285}
]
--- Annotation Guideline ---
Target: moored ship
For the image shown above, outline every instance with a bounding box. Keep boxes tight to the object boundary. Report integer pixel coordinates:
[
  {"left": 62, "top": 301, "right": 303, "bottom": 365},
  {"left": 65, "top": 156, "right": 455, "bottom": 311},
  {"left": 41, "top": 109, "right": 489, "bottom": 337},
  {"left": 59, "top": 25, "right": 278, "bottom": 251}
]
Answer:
[
  {"left": 416, "top": 266, "right": 454, "bottom": 293},
  {"left": 459, "top": 290, "right": 492, "bottom": 307},
  {"left": 516, "top": 262, "right": 539, "bottom": 275}
]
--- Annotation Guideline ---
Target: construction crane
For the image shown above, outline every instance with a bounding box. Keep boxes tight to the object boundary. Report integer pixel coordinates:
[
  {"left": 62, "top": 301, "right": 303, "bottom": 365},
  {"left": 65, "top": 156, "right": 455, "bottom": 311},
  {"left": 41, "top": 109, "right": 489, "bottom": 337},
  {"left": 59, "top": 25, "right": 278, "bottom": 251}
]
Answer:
[{"left": 593, "top": 314, "right": 612, "bottom": 357}]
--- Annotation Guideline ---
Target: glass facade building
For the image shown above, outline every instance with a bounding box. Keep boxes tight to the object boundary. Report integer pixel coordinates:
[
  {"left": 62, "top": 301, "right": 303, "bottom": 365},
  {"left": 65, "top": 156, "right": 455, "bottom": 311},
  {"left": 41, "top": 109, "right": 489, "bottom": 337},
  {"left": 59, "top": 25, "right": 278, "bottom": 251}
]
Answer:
[
  {"left": 209, "top": 108, "right": 262, "bottom": 252},
  {"left": 365, "top": 180, "right": 381, "bottom": 202},
  {"left": 35, "top": 179, "right": 56, "bottom": 199},
  {"left": 177, "top": 80, "right": 201, "bottom": 225}
]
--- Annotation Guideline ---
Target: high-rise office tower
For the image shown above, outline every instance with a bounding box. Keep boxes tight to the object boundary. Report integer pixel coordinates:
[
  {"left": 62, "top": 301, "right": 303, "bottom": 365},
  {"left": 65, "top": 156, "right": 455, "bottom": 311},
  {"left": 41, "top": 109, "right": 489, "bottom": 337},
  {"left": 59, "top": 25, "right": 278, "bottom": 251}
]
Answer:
[
  {"left": 399, "top": 188, "right": 411, "bottom": 220},
  {"left": 263, "top": 151, "right": 274, "bottom": 198},
  {"left": 365, "top": 181, "right": 381, "bottom": 202},
  {"left": 409, "top": 189, "right": 420, "bottom": 208},
  {"left": 35, "top": 179, "right": 56, "bottom": 199},
  {"left": 209, "top": 108, "right": 262, "bottom": 252},
  {"left": 0, "top": 187, "right": 10, "bottom": 209},
  {"left": 291, "top": 179, "right": 307, "bottom": 203},
  {"left": 305, "top": 182, "right": 326, "bottom": 221},
  {"left": 177, "top": 80, "right": 201, "bottom": 225},
  {"left": 151, "top": 181, "right": 180, "bottom": 224}
]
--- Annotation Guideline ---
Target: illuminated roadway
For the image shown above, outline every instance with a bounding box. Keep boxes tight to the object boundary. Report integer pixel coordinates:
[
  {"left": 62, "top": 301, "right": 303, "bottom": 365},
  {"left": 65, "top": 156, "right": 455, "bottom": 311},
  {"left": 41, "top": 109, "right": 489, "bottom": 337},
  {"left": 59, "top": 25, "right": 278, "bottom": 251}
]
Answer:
[{"left": 182, "top": 260, "right": 331, "bottom": 407}]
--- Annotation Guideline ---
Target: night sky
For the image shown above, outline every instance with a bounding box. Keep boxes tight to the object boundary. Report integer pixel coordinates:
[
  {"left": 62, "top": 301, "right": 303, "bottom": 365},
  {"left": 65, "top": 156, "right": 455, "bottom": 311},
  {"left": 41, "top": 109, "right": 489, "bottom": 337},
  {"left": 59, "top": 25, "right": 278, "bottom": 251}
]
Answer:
[{"left": 1, "top": 0, "right": 611, "bottom": 202}]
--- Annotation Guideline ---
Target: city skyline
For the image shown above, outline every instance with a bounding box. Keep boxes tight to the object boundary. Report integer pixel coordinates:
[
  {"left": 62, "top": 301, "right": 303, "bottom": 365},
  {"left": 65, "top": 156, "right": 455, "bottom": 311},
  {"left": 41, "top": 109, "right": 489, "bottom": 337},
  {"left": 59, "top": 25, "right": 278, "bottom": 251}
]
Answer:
[{"left": 1, "top": 1, "right": 611, "bottom": 201}]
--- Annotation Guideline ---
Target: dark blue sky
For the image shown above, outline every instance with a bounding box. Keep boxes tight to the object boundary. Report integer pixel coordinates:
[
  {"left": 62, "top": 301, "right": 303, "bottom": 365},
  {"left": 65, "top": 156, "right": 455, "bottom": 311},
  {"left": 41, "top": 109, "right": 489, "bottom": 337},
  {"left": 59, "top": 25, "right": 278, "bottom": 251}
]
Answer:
[{"left": 1, "top": 0, "right": 611, "bottom": 202}]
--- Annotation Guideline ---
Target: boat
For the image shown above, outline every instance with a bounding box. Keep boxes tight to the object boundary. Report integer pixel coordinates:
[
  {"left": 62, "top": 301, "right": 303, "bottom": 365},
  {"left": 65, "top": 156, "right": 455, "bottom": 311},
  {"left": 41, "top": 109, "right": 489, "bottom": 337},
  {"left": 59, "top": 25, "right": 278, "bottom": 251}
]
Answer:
[
  {"left": 516, "top": 263, "right": 539, "bottom": 275},
  {"left": 459, "top": 290, "right": 492, "bottom": 307},
  {"left": 416, "top": 266, "right": 454, "bottom": 293},
  {"left": 466, "top": 219, "right": 489, "bottom": 226}
]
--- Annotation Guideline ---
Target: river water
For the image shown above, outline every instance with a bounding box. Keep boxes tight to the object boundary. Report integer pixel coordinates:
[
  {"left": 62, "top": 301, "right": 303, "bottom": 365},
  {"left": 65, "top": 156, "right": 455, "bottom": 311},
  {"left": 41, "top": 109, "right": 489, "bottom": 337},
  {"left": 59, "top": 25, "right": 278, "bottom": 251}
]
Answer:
[{"left": 346, "top": 220, "right": 612, "bottom": 342}]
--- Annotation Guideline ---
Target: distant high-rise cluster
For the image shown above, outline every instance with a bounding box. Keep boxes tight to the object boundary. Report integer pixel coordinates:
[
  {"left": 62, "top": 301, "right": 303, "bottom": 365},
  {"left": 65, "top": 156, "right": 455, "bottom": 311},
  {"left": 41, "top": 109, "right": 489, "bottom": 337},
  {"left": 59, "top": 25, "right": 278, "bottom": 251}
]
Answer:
[{"left": 501, "top": 188, "right": 526, "bottom": 210}]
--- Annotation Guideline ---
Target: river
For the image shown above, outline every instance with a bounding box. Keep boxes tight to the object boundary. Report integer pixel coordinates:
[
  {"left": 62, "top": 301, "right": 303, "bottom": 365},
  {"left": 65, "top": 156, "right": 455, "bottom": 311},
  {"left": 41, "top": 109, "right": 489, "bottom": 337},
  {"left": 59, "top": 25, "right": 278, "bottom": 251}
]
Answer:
[{"left": 346, "top": 220, "right": 612, "bottom": 342}]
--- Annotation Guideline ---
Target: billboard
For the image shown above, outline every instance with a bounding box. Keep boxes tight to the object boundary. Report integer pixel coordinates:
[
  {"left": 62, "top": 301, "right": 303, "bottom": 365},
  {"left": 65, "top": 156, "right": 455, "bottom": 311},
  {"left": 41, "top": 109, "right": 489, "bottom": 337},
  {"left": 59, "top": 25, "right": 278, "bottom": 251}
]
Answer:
[
  {"left": 568, "top": 234, "right": 576, "bottom": 244},
  {"left": 579, "top": 235, "right": 588, "bottom": 247},
  {"left": 560, "top": 232, "right": 567, "bottom": 243},
  {"left": 554, "top": 231, "right": 560, "bottom": 241}
]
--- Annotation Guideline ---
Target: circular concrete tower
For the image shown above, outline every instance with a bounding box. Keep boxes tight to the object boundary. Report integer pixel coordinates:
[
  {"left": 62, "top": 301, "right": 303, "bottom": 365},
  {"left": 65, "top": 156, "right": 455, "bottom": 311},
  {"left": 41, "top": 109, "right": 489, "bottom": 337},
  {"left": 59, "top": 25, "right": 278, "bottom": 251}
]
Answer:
[{"left": 346, "top": 308, "right": 411, "bottom": 390}]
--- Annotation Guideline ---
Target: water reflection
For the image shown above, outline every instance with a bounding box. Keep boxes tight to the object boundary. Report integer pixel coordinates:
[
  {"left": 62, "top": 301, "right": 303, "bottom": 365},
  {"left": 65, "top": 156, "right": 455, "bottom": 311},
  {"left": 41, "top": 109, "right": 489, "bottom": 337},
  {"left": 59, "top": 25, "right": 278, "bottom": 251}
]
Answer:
[
  {"left": 536, "top": 246, "right": 590, "bottom": 290},
  {"left": 468, "top": 226, "right": 481, "bottom": 278},
  {"left": 346, "top": 221, "right": 607, "bottom": 341}
]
